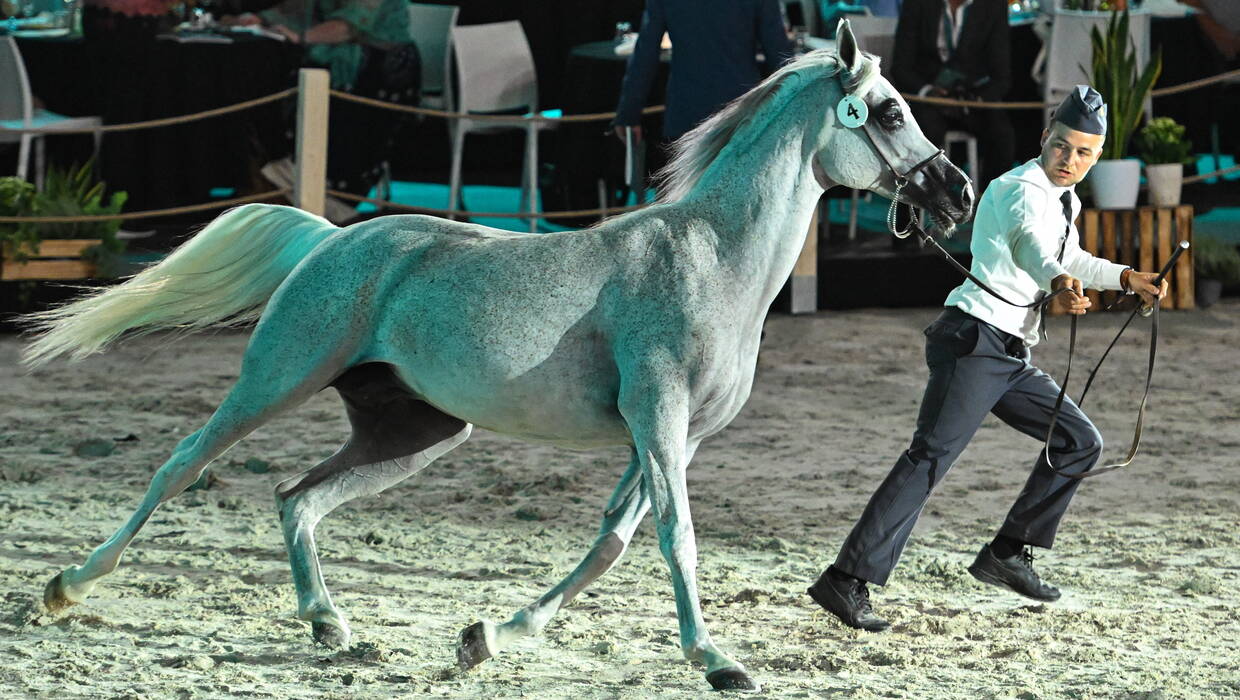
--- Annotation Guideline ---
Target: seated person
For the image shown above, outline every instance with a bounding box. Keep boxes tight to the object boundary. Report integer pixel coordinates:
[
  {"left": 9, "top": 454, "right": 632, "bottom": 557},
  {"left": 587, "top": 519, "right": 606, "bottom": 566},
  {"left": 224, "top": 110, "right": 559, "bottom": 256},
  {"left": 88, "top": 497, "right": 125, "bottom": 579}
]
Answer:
[
  {"left": 222, "top": 0, "right": 420, "bottom": 222},
  {"left": 891, "top": 0, "right": 1013, "bottom": 195}
]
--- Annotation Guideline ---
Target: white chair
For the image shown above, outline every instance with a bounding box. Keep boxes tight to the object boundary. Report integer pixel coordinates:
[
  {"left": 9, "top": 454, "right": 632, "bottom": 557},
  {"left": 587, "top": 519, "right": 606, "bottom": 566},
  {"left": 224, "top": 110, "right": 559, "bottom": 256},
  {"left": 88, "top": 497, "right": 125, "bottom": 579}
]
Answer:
[
  {"left": 0, "top": 37, "right": 102, "bottom": 188},
  {"left": 407, "top": 3, "right": 459, "bottom": 110},
  {"left": 1039, "top": 9, "right": 1152, "bottom": 125},
  {"left": 945, "top": 129, "right": 979, "bottom": 183},
  {"left": 448, "top": 20, "right": 557, "bottom": 233}
]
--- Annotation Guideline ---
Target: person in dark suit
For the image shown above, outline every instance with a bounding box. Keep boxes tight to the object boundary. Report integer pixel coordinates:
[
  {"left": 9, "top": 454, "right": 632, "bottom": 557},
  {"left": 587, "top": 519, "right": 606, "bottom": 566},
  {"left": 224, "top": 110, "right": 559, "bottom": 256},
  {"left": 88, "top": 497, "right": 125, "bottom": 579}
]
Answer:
[
  {"left": 612, "top": 0, "right": 795, "bottom": 147},
  {"left": 891, "top": 0, "right": 1014, "bottom": 193}
]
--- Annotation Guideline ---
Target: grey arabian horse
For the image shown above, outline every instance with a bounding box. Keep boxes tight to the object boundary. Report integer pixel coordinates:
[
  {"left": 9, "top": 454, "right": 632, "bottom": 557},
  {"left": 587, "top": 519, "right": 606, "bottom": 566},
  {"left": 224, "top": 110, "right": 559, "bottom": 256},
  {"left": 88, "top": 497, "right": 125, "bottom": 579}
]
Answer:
[{"left": 25, "top": 22, "right": 971, "bottom": 691}]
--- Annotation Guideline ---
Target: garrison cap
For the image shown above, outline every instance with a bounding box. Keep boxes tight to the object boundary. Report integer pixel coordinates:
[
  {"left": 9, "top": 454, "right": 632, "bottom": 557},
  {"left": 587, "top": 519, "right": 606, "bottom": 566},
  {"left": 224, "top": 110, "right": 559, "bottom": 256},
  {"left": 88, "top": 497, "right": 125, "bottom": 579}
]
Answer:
[{"left": 1053, "top": 85, "right": 1108, "bottom": 136}]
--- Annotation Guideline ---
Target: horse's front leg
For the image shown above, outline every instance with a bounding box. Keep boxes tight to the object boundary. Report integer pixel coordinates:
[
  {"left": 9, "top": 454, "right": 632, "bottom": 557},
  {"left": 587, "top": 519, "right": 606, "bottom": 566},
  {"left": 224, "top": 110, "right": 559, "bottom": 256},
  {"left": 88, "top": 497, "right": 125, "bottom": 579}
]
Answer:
[
  {"left": 620, "top": 378, "right": 758, "bottom": 692},
  {"left": 456, "top": 449, "right": 652, "bottom": 669}
]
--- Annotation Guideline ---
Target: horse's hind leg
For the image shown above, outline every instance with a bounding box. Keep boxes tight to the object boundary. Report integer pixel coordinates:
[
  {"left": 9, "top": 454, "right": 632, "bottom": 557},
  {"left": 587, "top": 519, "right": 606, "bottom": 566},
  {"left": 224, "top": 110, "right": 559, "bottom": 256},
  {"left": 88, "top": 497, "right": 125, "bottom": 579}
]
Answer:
[
  {"left": 457, "top": 449, "right": 652, "bottom": 669},
  {"left": 273, "top": 364, "right": 470, "bottom": 648},
  {"left": 44, "top": 364, "right": 328, "bottom": 613}
]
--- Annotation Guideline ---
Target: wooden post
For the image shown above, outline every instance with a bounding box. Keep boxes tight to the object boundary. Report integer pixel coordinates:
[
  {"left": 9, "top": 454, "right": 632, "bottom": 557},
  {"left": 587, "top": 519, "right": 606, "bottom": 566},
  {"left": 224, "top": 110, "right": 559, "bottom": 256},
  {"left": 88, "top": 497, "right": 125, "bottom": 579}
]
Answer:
[
  {"left": 294, "top": 68, "right": 330, "bottom": 217},
  {"left": 1082, "top": 210, "right": 1100, "bottom": 309},
  {"left": 789, "top": 201, "right": 819, "bottom": 314},
  {"left": 1156, "top": 208, "right": 1172, "bottom": 306},
  {"left": 1174, "top": 205, "right": 1194, "bottom": 309},
  {"left": 1101, "top": 211, "right": 1117, "bottom": 307},
  {"left": 1138, "top": 208, "right": 1154, "bottom": 280},
  {"left": 1118, "top": 210, "right": 1132, "bottom": 269}
]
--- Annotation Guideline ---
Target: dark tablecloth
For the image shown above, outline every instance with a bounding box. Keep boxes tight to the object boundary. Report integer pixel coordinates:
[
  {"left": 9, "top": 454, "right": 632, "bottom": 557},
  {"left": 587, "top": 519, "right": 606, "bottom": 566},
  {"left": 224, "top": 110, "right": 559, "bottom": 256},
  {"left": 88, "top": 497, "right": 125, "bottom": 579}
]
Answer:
[{"left": 17, "top": 34, "right": 300, "bottom": 216}]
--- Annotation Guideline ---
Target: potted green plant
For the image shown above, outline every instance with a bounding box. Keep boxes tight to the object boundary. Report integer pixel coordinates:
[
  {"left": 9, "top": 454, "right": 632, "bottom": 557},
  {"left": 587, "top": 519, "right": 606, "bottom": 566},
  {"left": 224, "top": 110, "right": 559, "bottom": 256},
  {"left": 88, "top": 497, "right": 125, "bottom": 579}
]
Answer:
[
  {"left": 1087, "top": 9, "right": 1162, "bottom": 210},
  {"left": 1193, "top": 235, "right": 1240, "bottom": 308},
  {"left": 0, "top": 161, "right": 127, "bottom": 280},
  {"left": 1136, "top": 117, "right": 1192, "bottom": 207}
]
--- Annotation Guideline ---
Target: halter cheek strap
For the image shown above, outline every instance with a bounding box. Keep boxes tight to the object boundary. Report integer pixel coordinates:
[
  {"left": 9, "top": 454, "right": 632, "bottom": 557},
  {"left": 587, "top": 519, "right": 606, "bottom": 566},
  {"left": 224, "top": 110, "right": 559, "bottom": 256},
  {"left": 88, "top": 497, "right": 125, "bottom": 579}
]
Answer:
[{"left": 834, "top": 72, "right": 945, "bottom": 237}]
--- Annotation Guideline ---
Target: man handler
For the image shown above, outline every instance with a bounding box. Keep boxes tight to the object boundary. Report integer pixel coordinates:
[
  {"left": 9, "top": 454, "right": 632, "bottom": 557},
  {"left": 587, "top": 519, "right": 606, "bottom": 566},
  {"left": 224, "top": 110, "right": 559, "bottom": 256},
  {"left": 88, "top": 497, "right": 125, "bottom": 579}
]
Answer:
[{"left": 807, "top": 85, "right": 1169, "bottom": 631}]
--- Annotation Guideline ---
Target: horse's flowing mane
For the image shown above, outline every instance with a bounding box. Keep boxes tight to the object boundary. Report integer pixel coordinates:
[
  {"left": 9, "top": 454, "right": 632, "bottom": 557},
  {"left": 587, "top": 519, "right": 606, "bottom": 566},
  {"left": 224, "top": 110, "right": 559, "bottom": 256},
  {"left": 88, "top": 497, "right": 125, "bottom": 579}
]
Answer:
[{"left": 656, "top": 49, "right": 883, "bottom": 203}]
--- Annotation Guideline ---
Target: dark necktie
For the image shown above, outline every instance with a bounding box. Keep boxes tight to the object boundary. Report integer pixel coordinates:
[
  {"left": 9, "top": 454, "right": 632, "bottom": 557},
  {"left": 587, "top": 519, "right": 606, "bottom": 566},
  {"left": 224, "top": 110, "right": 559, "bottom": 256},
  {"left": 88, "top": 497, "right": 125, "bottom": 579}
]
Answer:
[
  {"left": 1037, "top": 191, "right": 1075, "bottom": 341},
  {"left": 1058, "top": 191, "right": 1073, "bottom": 262}
]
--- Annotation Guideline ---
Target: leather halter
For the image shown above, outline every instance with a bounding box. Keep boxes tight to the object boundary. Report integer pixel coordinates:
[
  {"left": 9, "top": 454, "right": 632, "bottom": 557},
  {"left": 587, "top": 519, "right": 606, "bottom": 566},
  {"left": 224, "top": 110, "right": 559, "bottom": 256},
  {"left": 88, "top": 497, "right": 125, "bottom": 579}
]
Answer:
[{"left": 835, "top": 67, "right": 947, "bottom": 234}]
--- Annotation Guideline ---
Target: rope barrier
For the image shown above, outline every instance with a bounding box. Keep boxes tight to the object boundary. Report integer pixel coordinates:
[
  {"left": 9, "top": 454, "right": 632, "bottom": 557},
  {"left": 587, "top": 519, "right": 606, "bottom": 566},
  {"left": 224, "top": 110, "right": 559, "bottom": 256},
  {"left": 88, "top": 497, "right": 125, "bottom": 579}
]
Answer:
[
  {"left": 325, "top": 189, "right": 651, "bottom": 219},
  {"left": 0, "top": 189, "right": 290, "bottom": 224},
  {"left": 1183, "top": 162, "right": 1240, "bottom": 185},
  {"left": 2, "top": 64, "right": 1238, "bottom": 229},
  {"left": 901, "top": 67, "right": 1240, "bottom": 110},
  {"left": 327, "top": 90, "right": 665, "bottom": 123},
  {"left": 0, "top": 89, "right": 297, "bottom": 135}
]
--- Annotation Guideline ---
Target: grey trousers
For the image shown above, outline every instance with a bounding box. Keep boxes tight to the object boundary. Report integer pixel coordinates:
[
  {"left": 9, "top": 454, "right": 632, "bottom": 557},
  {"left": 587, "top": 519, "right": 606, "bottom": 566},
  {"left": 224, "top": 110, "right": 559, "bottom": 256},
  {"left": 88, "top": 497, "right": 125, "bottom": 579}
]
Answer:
[{"left": 835, "top": 307, "right": 1103, "bottom": 586}]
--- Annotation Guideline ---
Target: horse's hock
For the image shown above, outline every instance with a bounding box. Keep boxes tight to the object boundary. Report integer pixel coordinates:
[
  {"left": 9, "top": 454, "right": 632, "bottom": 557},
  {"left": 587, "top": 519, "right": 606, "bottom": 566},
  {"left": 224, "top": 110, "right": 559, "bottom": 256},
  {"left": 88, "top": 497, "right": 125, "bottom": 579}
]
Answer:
[
  {"left": 1, "top": 239, "right": 100, "bottom": 281},
  {"left": 1051, "top": 205, "right": 1195, "bottom": 314}
]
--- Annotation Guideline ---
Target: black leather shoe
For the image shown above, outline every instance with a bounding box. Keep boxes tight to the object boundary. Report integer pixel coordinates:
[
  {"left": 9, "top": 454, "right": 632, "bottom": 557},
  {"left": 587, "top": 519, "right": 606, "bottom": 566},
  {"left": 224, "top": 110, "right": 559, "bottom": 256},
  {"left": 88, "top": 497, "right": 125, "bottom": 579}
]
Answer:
[
  {"left": 967, "top": 544, "right": 1061, "bottom": 601},
  {"left": 807, "top": 569, "right": 891, "bottom": 632}
]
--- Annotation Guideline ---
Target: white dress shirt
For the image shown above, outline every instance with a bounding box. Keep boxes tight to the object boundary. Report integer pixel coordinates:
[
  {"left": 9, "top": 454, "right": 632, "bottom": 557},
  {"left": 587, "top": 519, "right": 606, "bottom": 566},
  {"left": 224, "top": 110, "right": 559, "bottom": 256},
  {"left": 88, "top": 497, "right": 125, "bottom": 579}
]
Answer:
[{"left": 944, "top": 158, "right": 1129, "bottom": 347}]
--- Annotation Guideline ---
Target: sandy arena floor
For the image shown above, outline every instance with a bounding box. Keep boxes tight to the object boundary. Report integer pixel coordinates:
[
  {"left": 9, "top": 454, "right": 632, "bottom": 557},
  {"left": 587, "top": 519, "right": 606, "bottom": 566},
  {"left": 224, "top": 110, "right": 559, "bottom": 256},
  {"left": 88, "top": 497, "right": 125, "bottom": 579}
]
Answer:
[{"left": 1, "top": 301, "right": 1237, "bottom": 698}]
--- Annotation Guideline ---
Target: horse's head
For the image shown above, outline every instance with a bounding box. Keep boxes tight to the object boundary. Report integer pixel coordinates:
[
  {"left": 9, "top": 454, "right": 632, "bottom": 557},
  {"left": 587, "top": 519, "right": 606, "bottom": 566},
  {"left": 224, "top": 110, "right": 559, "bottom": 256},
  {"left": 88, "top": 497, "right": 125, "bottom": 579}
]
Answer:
[{"left": 813, "top": 20, "right": 974, "bottom": 233}]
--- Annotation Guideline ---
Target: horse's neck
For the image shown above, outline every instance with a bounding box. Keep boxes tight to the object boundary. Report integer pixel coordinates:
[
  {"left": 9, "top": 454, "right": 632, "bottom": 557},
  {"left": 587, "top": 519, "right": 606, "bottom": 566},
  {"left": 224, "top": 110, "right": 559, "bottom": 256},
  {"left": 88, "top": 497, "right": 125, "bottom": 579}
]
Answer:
[{"left": 682, "top": 78, "right": 831, "bottom": 307}]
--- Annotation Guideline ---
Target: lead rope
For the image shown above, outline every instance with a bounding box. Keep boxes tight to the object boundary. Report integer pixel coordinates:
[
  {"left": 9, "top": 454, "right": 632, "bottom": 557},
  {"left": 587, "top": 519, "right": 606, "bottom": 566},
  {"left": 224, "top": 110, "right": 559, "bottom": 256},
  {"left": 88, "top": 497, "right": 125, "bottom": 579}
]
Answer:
[
  {"left": 887, "top": 179, "right": 917, "bottom": 239},
  {"left": 1039, "top": 243, "right": 1183, "bottom": 479},
  {"left": 903, "top": 213, "right": 1185, "bottom": 480}
]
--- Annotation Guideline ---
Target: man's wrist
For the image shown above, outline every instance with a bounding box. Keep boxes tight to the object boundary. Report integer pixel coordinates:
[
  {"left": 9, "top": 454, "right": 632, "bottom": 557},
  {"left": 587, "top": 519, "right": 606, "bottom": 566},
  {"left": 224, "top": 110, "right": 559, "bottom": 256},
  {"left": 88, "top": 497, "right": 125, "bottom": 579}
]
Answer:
[{"left": 1120, "top": 267, "right": 1133, "bottom": 293}]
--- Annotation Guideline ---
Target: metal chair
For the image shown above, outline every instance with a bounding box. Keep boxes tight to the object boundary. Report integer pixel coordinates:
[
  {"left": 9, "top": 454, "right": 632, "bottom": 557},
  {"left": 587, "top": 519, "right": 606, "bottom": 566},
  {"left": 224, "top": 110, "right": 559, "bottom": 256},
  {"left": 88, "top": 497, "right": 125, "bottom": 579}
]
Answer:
[
  {"left": 448, "top": 20, "right": 558, "bottom": 233},
  {"left": 945, "top": 129, "right": 979, "bottom": 183},
  {"left": 0, "top": 37, "right": 102, "bottom": 188}
]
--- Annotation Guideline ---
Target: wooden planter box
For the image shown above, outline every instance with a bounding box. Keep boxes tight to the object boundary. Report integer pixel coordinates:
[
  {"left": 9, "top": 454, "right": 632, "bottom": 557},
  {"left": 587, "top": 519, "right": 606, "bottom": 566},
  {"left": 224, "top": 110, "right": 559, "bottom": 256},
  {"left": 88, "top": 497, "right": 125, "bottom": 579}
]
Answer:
[
  {"left": 1052, "top": 205, "right": 1194, "bottom": 314},
  {"left": 1, "top": 239, "right": 100, "bottom": 281}
]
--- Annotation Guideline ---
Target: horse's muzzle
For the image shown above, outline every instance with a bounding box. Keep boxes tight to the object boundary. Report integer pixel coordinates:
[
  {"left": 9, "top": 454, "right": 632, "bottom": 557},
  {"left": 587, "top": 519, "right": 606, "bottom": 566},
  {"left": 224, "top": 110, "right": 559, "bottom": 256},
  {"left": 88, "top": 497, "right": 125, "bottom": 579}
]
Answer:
[{"left": 905, "top": 155, "right": 974, "bottom": 228}]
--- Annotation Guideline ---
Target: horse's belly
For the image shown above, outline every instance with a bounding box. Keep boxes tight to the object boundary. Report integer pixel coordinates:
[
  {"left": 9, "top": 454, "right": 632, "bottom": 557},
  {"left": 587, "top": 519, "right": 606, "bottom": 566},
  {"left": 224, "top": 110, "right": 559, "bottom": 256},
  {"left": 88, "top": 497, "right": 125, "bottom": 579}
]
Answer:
[{"left": 416, "top": 376, "right": 630, "bottom": 448}]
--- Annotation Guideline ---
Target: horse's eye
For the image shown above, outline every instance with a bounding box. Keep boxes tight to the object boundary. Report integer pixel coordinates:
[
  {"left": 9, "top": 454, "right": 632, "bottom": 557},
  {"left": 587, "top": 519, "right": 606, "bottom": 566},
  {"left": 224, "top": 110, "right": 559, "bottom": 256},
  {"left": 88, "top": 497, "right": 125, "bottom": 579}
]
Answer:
[{"left": 879, "top": 110, "right": 904, "bottom": 129}]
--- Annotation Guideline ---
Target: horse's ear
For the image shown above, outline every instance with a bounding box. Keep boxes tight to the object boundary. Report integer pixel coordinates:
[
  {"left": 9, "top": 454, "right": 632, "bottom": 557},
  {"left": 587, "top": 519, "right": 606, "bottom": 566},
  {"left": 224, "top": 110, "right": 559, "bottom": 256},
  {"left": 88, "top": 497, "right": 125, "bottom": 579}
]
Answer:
[{"left": 836, "top": 18, "right": 862, "bottom": 74}]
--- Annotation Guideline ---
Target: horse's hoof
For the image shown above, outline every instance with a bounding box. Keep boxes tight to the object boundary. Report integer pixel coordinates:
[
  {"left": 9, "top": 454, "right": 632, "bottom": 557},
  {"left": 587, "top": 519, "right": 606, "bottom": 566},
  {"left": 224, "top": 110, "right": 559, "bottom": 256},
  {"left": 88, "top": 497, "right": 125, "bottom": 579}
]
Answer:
[
  {"left": 706, "top": 667, "right": 760, "bottom": 692},
  {"left": 43, "top": 573, "right": 78, "bottom": 614},
  {"left": 312, "top": 621, "right": 350, "bottom": 649},
  {"left": 456, "top": 621, "right": 494, "bottom": 670}
]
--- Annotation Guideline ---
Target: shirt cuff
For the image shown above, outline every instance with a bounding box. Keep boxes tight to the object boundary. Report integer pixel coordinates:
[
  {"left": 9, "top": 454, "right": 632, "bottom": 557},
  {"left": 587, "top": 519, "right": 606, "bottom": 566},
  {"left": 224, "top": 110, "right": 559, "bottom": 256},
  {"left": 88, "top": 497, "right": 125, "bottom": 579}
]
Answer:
[{"left": 1102, "top": 262, "right": 1129, "bottom": 292}]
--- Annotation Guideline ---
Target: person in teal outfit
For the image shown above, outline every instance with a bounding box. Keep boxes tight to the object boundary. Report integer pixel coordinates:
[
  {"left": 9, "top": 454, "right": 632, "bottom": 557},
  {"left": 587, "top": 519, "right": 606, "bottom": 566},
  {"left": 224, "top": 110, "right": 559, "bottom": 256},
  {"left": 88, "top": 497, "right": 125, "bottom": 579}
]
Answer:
[{"left": 225, "top": 0, "right": 420, "bottom": 220}]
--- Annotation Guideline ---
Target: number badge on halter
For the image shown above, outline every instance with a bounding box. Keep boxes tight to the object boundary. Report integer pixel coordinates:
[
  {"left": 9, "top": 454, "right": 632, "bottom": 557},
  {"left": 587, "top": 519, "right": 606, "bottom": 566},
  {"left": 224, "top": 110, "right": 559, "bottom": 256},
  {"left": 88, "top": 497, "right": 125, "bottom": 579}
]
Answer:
[{"left": 837, "top": 94, "right": 868, "bottom": 129}]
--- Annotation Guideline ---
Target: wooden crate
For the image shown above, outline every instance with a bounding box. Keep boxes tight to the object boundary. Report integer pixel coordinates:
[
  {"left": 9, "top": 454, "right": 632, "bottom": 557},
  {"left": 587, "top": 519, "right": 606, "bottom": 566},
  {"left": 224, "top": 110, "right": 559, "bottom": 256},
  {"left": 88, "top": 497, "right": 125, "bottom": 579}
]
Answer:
[
  {"left": 1064, "top": 205, "right": 1194, "bottom": 313},
  {"left": 1, "top": 239, "right": 100, "bottom": 281}
]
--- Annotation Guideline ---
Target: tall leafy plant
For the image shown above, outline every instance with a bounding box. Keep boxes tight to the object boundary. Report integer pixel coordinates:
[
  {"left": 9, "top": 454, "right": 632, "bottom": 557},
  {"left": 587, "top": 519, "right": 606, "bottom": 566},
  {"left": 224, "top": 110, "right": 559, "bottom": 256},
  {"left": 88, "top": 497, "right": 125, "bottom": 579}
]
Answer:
[{"left": 1089, "top": 9, "right": 1162, "bottom": 161}]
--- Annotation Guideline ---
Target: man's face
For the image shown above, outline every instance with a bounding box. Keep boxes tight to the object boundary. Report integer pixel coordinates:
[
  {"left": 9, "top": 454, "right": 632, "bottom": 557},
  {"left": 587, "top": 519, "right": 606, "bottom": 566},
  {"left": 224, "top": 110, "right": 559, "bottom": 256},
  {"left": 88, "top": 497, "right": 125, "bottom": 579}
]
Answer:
[{"left": 1039, "top": 123, "right": 1105, "bottom": 187}]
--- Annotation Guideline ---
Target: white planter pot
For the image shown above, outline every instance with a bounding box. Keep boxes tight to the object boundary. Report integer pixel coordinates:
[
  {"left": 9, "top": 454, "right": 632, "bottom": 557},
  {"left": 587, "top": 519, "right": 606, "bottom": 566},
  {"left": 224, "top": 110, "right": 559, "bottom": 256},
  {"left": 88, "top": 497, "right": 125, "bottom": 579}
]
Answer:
[
  {"left": 1145, "top": 163, "right": 1184, "bottom": 207},
  {"left": 1089, "top": 159, "right": 1141, "bottom": 210}
]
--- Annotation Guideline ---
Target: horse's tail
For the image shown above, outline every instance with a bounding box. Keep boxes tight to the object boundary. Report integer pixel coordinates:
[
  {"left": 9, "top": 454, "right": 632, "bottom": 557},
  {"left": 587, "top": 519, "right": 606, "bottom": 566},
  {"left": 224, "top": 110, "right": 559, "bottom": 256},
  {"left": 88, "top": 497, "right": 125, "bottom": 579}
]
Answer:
[{"left": 22, "top": 204, "right": 338, "bottom": 368}]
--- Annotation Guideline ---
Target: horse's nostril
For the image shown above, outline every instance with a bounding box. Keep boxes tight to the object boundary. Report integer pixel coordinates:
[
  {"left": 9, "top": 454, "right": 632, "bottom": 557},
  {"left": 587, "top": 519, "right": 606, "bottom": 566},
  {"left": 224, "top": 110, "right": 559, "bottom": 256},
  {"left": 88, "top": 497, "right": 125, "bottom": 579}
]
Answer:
[{"left": 952, "top": 179, "right": 975, "bottom": 212}]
